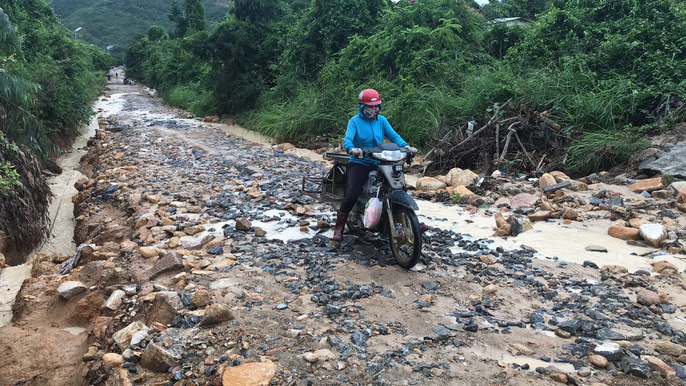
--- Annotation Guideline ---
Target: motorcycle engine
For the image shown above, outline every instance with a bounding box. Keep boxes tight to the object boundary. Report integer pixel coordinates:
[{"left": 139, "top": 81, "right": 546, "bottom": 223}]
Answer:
[{"left": 362, "top": 171, "right": 381, "bottom": 196}]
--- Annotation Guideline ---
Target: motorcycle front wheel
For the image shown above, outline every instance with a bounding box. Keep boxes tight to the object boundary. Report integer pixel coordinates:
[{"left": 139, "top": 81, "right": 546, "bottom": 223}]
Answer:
[{"left": 388, "top": 206, "right": 421, "bottom": 269}]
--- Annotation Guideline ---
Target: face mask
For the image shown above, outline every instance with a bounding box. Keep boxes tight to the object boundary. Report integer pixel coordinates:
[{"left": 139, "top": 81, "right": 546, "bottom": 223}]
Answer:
[{"left": 362, "top": 105, "right": 379, "bottom": 119}]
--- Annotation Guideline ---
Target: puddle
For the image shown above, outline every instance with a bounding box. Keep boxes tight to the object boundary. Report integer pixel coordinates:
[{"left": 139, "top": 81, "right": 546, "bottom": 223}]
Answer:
[
  {"left": 416, "top": 200, "right": 686, "bottom": 273},
  {"left": 198, "top": 209, "right": 334, "bottom": 244},
  {"left": 0, "top": 264, "right": 32, "bottom": 326},
  {"left": 501, "top": 354, "right": 576, "bottom": 373},
  {"left": 98, "top": 92, "right": 131, "bottom": 117}
]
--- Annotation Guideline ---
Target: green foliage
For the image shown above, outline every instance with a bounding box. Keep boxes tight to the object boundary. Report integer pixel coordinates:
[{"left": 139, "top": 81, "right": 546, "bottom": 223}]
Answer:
[
  {"left": 483, "top": 23, "right": 527, "bottom": 59},
  {"left": 121, "top": 0, "right": 686, "bottom": 176},
  {"left": 566, "top": 129, "right": 648, "bottom": 175},
  {"left": 279, "top": 0, "right": 387, "bottom": 78},
  {"left": 1, "top": 0, "right": 110, "bottom": 150},
  {"left": 0, "top": 161, "right": 19, "bottom": 196},
  {"left": 148, "top": 26, "right": 166, "bottom": 42},
  {"left": 481, "top": 0, "right": 552, "bottom": 20},
  {"left": 184, "top": 0, "right": 206, "bottom": 34}
]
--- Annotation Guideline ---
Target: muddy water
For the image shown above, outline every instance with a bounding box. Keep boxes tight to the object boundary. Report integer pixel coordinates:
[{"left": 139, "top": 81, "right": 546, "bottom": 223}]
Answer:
[
  {"left": 417, "top": 200, "right": 686, "bottom": 273},
  {"left": 0, "top": 264, "right": 32, "bottom": 325},
  {"left": 102, "top": 87, "right": 686, "bottom": 274}
]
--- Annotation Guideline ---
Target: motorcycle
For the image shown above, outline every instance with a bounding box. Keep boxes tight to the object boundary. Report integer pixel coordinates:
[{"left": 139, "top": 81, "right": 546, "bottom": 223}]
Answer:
[{"left": 303, "top": 143, "right": 422, "bottom": 269}]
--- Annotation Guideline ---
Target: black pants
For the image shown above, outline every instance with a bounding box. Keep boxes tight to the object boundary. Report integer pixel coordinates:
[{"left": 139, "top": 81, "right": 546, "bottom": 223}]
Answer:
[{"left": 340, "top": 163, "right": 376, "bottom": 213}]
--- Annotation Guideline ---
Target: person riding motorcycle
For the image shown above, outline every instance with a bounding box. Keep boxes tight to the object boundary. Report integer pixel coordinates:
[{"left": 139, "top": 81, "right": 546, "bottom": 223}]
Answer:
[{"left": 333, "top": 89, "right": 417, "bottom": 241}]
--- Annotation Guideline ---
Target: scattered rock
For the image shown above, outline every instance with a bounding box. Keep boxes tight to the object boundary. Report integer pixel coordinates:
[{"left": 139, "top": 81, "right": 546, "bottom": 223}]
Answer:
[
  {"left": 656, "top": 341, "right": 686, "bottom": 357},
  {"left": 528, "top": 211, "right": 551, "bottom": 222},
  {"left": 105, "top": 289, "right": 126, "bottom": 310},
  {"left": 483, "top": 284, "right": 499, "bottom": 295},
  {"left": 584, "top": 245, "right": 608, "bottom": 253},
  {"left": 636, "top": 288, "right": 661, "bottom": 306},
  {"left": 303, "top": 352, "right": 318, "bottom": 363},
  {"left": 192, "top": 289, "right": 211, "bottom": 308},
  {"left": 647, "top": 357, "right": 676, "bottom": 377},
  {"left": 510, "top": 343, "right": 535, "bottom": 356},
  {"left": 594, "top": 342, "right": 624, "bottom": 362},
  {"left": 628, "top": 177, "right": 663, "bottom": 193},
  {"left": 607, "top": 226, "right": 641, "bottom": 241},
  {"left": 416, "top": 177, "right": 447, "bottom": 191},
  {"left": 638, "top": 224, "right": 667, "bottom": 247},
  {"left": 82, "top": 346, "right": 99, "bottom": 362},
  {"left": 222, "top": 362, "right": 277, "bottom": 386},
  {"left": 549, "top": 373, "right": 568, "bottom": 383},
  {"left": 235, "top": 218, "right": 252, "bottom": 231},
  {"left": 198, "top": 304, "right": 234, "bottom": 326},
  {"left": 539, "top": 173, "right": 557, "bottom": 190},
  {"left": 113, "top": 321, "right": 148, "bottom": 350},
  {"left": 620, "top": 356, "right": 651, "bottom": 379},
  {"left": 103, "top": 352, "right": 125, "bottom": 367},
  {"left": 149, "top": 251, "right": 184, "bottom": 279},
  {"left": 510, "top": 193, "right": 539, "bottom": 209},
  {"left": 449, "top": 169, "right": 479, "bottom": 187},
  {"left": 57, "top": 281, "right": 87, "bottom": 300},
  {"left": 653, "top": 260, "right": 678, "bottom": 275},
  {"left": 140, "top": 341, "right": 178, "bottom": 372},
  {"left": 138, "top": 246, "right": 159, "bottom": 258}
]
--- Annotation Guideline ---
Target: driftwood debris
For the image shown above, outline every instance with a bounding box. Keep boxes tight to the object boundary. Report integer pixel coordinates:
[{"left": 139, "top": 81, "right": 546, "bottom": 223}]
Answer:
[{"left": 424, "top": 101, "right": 570, "bottom": 175}]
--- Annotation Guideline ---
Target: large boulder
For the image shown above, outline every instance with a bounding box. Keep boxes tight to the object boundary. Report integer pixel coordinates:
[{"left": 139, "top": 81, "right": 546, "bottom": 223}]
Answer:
[
  {"left": 448, "top": 169, "right": 478, "bottom": 187},
  {"left": 416, "top": 177, "right": 447, "bottom": 191},
  {"left": 639, "top": 146, "right": 686, "bottom": 178}
]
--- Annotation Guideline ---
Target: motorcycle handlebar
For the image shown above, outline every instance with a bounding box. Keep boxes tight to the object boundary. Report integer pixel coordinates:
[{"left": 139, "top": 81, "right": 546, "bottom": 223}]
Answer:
[{"left": 359, "top": 147, "right": 415, "bottom": 163}]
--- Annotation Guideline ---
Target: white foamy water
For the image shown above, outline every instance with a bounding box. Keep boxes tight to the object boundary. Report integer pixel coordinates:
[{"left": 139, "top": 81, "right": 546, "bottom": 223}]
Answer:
[{"left": 416, "top": 200, "right": 686, "bottom": 274}]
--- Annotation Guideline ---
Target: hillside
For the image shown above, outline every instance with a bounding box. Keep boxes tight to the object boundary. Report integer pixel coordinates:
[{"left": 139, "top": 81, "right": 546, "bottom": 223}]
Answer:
[{"left": 49, "top": 0, "right": 230, "bottom": 49}]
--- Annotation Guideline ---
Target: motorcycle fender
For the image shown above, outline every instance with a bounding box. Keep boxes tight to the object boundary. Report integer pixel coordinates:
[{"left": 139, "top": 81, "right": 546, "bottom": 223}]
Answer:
[{"left": 390, "top": 190, "right": 418, "bottom": 210}]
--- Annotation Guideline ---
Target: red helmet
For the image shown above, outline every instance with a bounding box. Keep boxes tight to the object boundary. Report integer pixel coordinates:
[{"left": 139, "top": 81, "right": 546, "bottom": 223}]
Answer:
[{"left": 358, "top": 89, "right": 382, "bottom": 105}]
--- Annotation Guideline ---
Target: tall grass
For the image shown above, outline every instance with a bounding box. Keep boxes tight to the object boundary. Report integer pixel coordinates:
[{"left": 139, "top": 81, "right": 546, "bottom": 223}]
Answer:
[
  {"left": 245, "top": 87, "right": 349, "bottom": 143},
  {"left": 165, "top": 84, "right": 214, "bottom": 117},
  {"left": 566, "top": 128, "right": 648, "bottom": 175}
]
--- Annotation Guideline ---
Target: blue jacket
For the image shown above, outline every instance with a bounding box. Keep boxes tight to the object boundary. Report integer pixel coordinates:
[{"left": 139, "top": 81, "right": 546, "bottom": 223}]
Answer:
[{"left": 344, "top": 105, "right": 408, "bottom": 166}]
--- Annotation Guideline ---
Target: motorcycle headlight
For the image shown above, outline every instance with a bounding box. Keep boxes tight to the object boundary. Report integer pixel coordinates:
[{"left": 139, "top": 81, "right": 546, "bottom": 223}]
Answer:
[{"left": 372, "top": 150, "right": 406, "bottom": 162}]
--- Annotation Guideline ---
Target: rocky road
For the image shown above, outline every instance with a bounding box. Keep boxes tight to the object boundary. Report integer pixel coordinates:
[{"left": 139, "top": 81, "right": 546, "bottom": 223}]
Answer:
[{"left": 2, "top": 81, "right": 686, "bottom": 386}]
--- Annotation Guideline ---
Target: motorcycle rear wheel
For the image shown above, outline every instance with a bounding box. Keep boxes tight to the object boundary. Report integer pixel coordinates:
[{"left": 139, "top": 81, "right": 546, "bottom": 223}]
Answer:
[{"left": 388, "top": 206, "right": 421, "bottom": 269}]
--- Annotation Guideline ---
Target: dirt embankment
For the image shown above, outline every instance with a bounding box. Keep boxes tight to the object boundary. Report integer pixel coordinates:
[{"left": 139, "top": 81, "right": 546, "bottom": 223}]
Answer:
[{"left": 2, "top": 82, "right": 686, "bottom": 386}]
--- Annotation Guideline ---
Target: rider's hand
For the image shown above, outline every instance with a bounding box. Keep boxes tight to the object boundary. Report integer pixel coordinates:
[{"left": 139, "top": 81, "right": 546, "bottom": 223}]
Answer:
[
  {"left": 350, "top": 148, "right": 363, "bottom": 158},
  {"left": 404, "top": 146, "right": 418, "bottom": 155}
]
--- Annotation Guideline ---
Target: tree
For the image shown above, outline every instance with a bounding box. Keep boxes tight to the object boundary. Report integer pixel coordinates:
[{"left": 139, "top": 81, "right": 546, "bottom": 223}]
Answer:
[
  {"left": 0, "top": 6, "right": 40, "bottom": 147},
  {"left": 184, "top": 0, "right": 206, "bottom": 34},
  {"left": 147, "top": 25, "right": 166, "bottom": 41},
  {"left": 169, "top": 0, "right": 187, "bottom": 37}
]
